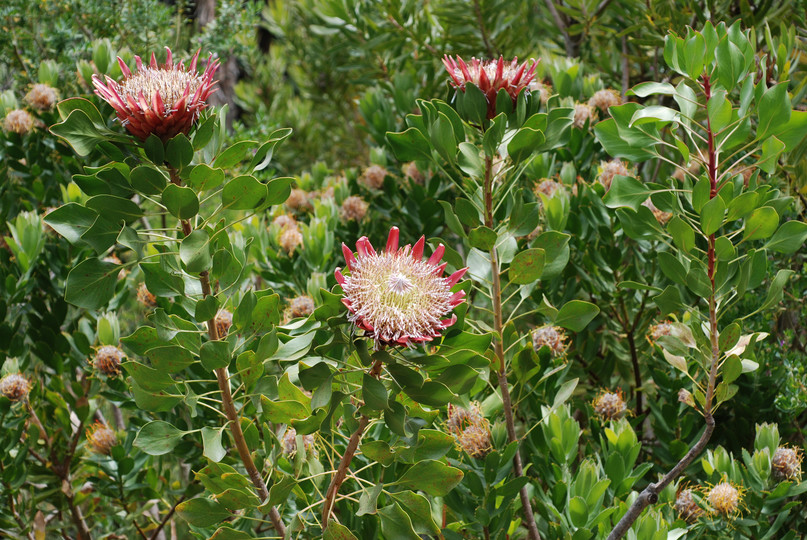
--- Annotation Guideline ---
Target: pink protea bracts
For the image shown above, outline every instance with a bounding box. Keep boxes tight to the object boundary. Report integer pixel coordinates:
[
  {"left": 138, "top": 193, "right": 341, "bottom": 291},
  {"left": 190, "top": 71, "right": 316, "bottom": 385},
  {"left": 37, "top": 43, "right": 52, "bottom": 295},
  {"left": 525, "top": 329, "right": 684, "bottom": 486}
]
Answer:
[
  {"left": 443, "top": 55, "right": 538, "bottom": 120},
  {"left": 335, "top": 227, "right": 467, "bottom": 347},
  {"left": 92, "top": 47, "right": 219, "bottom": 141}
]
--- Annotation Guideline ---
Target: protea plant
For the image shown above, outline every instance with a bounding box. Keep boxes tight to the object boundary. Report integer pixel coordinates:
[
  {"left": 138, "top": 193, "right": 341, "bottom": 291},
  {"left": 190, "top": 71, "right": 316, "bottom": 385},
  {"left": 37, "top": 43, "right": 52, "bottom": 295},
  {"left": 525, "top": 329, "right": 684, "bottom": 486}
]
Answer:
[
  {"left": 442, "top": 55, "right": 537, "bottom": 119},
  {"left": 335, "top": 227, "right": 466, "bottom": 347},
  {"left": 92, "top": 47, "right": 219, "bottom": 141}
]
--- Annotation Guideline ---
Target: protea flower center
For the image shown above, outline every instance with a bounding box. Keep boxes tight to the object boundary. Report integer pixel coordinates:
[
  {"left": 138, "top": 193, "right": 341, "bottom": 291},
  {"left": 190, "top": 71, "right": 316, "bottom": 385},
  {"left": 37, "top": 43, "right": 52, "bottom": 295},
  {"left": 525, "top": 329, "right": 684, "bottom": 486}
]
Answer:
[
  {"left": 336, "top": 227, "right": 467, "bottom": 347},
  {"left": 93, "top": 47, "right": 219, "bottom": 141}
]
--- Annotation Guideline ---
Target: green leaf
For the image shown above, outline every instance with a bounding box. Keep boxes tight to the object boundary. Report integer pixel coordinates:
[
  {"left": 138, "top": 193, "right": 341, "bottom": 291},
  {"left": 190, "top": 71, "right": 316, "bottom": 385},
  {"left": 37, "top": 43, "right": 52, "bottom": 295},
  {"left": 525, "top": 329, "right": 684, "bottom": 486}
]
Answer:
[
  {"left": 357, "top": 483, "right": 384, "bottom": 516},
  {"left": 249, "top": 128, "right": 293, "bottom": 172},
  {"left": 667, "top": 216, "right": 695, "bottom": 253},
  {"left": 162, "top": 184, "right": 199, "bottom": 220},
  {"left": 166, "top": 134, "right": 194, "bottom": 169},
  {"left": 438, "top": 200, "right": 465, "bottom": 238},
  {"left": 378, "top": 503, "right": 420, "bottom": 540},
  {"left": 261, "top": 397, "right": 309, "bottom": 424},
  {"left": 397, "top": 460, "right": 463, "bottom": 496},
  {"left": 402, "top": 380, "right": 455, "bottom": 407},
  {"left": 707, "top": 90, "right": 732, "bottom": 133},
  {"left": 122, "top": 361, "right": 176, "bottom": 391},
  {"left": 222, "top": 175, "right": 268, "bottom": 211},
  {"left": 188, "top": 164, "right": 225, "bottom": 192},
  {"left": 568, "top": 495, "right": 589, "bottom": 528},
  {"left": 176, "top": 497, "right": 230, "bottom": 527},
  {"left": 130, "top": 165, "right": 167, "bottom": 195},
  {"left": 468, "top": 227, "right": 497, "bottom": 251},
  {"left": 757, "top": 83, "right": 790, "bottom": 140},
  {"left": 390, "top": 491, "right": 441, "bottom": 535},
  {"left": 57, "top": 97, "right": 106, "bottom": 127},
  {"left": 134, "top": 421, "right": 185, "bottom": 455},
  {"left": 200, "top": 340, "right": 231, "bottom": 371},
  {"left": 602, "top": 175, "right": 653, "bottom": 211},
  {"left": 386, "top": 128, "right": 432, "bottom": 162},
  {"left": 700, "top": 195, "right": 726, "bottom": 235},
  {"left": 361, "top": 440, "right": 395, "bottom": 466},
  {"left": 265, "top": 177, "right": 294, "bottom": 206},
  {"left": 457, "top": 142, "right": 483, "bottom": 178},
  {"left": 85, "top": 195, "right": 143, "bottom": 224},
  {"left": 195, "top": 296, "right": 220, "bottom": 323},
  {"left": 43, "top": 203, "right": 97, "bottom": 244},
  {"left": 507, "top": 127, "right": 545, "bottom": 164},
  {"left": 757, "top": 136, "right": 785, "bottom": 174},
  {"left": 324, "top": 522, "right": 359, "bottom": 540},
  {"left": 719, "top": 322, "right": 741, "bottom": 351},
  {"left": 147, "top": 345, "right": 196, "bottom": 373},
  {"left": 429, "top": 112, "right": 457, "bottom": 163},
  {"left": 764, "top": 220, "right": 807, "bottom": 254},
  {"left": 722, "top": 355, "right": 743, "bottom": 385},
  {"left": 201, "top": 426, "right": 226, "bottom": 462},
  {"left": 214, "top": 141, "right": 259, "bottom": 168},
  {"left": 628, "top": 82, "right": 675, "bottom": 97},
  {"left": 50, "top": 109, "right": 109, "bottom": 156},
  {"left": 508, "top": 248, "right": 545, "bottom": 285},
  {"left": 743, "top": 206, "right": 779, "bottom": 242},
  {"left": 143, "top": 134, "right": 164, "bottom": 164},
  {"left": 716, "top": 38, "right": 744, "bottom": 92},
  {"left": 65, "top": 258, "right": 120, "bottom": 310},
  {"left": 758, "top": 269, "right": 794, "bottom": 312},
  {"left": 180, "top": 230, "right": 212, "bottom": 274},
  {"left": 362, "top": 374, "right": 388, "bottom": 410},
  {"left": 554, "top": 301, "right": 599, "bottom": 332},
  {"left": 776, "top": 110, "right": 807, "bottom": 152},
  {"left": 594, "top": 119, "right": 652, "bottom": 162},
  {"left": 209, "top": 526, "right": 252, "bottom": 540}
]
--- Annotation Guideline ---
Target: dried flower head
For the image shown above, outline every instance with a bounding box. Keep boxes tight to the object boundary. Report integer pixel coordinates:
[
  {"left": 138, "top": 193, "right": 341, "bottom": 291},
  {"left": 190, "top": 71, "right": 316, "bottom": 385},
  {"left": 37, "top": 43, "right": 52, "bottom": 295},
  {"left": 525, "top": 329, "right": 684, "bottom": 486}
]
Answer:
[
  {"left": 86, "top": 421, "right": 117, "bottom": 455},
  {"left": 647, "top": 322, "right": 673, "bottom": 344},
  {"left": 706, "top": 480, "right": 742, "bottom": 517},
  {"left": 532, "top": 325, "right": 569, "bottom": 357},
  {"left": 446, "top": 402, "right": 485, "bottom": 434},
  {"left": 286, "top": 296, "right": 315, "bottom": 320},
  {"left": 446, "top": 403, "right": 491, "bottom": 459},
  {"left": 642, "top": 198, "right": 673, "bottom": 226},
  {"left": 336, "top": 227, "right": 467, "bottom": 347},
  {"left": 360, "top": 165, "right": 387, "bottom": 190},
  {"left": 25, "top": 84, "right": 59, "bottom": 111},
  {"left": 527, "top": 80, "right": 552, "bottom": 104},
  {"left": 281, "top": 427, "right": 316, "bottom": 457},
  {"left": 3, "top": 109, "right": 33, "bottom": 134},
  {"left": 94, "top": 345, "right": 125, "bottom": 376},
  {"left": 573, "top": 103, "right": 597, "bottom": 129},
  {"left": 534, "top": 179, "right": 566, "bottom": 201},
  {"left": 675, "top": 488, "right": 703, "bottom": 523},
  {"left": 443, "top": 55, "right": 538, "bottom": 119},
  {"left": 587, "top": 89, "right": 622, "bottom": 112},
  {"left": 596, "top": 159, "right": 633, "bottom": 191},
  {"left": 136, "top": 282, "right": 157, "bottom": 308},
  {"left": 92, "top": 47, "right": 219, "bottom": 141},
  {"left": 214, "top": 309, "right": 233, "bottom": 338},
  {"left": 340, "top": 195, "right": 369, "bottom": 222},
  {"left": 285, "top": 189, "right": 311, "bottom": 212},
  {"left": 0, "top": 373, "right": 31, "bottom": 401},
  {"left": 272, "top": 214, "right": 297, "bottom": 231},
  {"left": 279, "top": 227, "right": 303, "bottom": 255},
  {"left": 592, "top": 389, "right": 627, "bottom": 421},
  {"left": 402, "top": 162, "right": 424, "bottom": 184},
  {"left": 771, "top": 446, "right": 803, "bottom": 481}
]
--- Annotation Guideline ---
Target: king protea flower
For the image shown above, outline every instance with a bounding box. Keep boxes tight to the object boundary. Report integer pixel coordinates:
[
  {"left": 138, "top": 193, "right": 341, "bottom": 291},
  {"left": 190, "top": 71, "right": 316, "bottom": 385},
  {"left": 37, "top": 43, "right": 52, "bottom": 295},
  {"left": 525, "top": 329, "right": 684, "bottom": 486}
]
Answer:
[
  {"left": 443, "top": 55, "right": 538, "bottom": 119},
  {"left": 336, "top": 227, "right": 467, "bottom": 347},
  {"left": 92, "top": 47, "right": 219, "bottom": 141}
]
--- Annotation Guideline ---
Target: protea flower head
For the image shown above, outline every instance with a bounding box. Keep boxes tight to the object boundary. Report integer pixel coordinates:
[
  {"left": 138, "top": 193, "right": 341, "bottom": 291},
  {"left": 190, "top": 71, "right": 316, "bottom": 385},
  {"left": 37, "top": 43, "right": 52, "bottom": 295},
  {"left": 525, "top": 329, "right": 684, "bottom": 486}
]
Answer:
[
  {"left": 446, "top": 403, "right": 491, "bottom": 459},
  {"left": 443, "top": 55, "right": 538, "bottom": 120},
  {"left": 532, "top": 325, "right": 569, "bottom": 357},
  {"left": 675, "top": 487, "right": 703, "bottom": 523},
  {"left": 286, "top": 295, "right": 315, "bottom": 320},
  {"left": 214, "top": 309, "right": 233, "bottom": 338},
  {"left": 706, "top": 480, "right": 743, "bottom": 517},
  {"left": 335, "top": 227, "right": 467, "bottom": 347},
  {"left": 92, "top": 47, "right": 219, "bottom": 141},
  {"left": 592, "top": 389, "right": 627, "bottom": 421},
  {"left": 93, "top": 345, "right": 125, "bottom": 376},
  {"left": 0, "top": 373, "right": 31, "bottom": 401},
  {"left": 771, "top": 446, "right": 803, "bottom": 481},
  {"left": 281, "top": 427, "right": 316, "bottom": 457},
  {"left": 86, "top": 421, "right": 117, "bottom": 455}
]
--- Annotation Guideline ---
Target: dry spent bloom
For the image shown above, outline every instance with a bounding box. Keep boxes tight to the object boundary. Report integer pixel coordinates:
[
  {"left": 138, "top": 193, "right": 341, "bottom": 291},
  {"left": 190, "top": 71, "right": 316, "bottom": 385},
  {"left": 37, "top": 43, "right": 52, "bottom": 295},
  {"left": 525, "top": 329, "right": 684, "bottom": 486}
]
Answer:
[
  {"left": 4, "top": 109, "right": 34, "bottom": 134},
  {"left": 532, "top": 325, "right": 569, "bottom": 357},
  {"left": 771, "top": 446, "right": 803, "bottom": 481},
  {"left": 706, "top": 480, "right": 742, "bottom": 517},
  {"left": 446, "top": 403, "right": 491, "bottom": 459},
  {"left": 587, "top": 88, "right": 622, "bottom": 112},
  {"left": 642, "top": 198, "right": 673, "bottom": 226},
  {"left": 136, "top": 282, "right": 157, "bottom": 308},
  {"left": 675, "top": 488, "right": 703, "bottom": 523},
  {"left": 443, "top": 55, "right": 538, "bottom": 119},
  {"left": 214, "top": 309, "right": 233, "bottom": 338},
  {"left": 286, "top": 296, "right": 315, "bottom": 319},
  {"left": 86, "top": 421, "right": 117, "bottom": 455},
  {"left": 285, "top": 188, "right": 311, "bottom": 212},
  {"left": 527, "top": 80, "right": 552, "bottom": 104},
  {"left": 272, "top": 214, "right": 297, "bottom": 231},
  {"left": 92, "top": 47, "right": 219, "bottom": 141},
  {"left": 340, "top": 195, "right": 369, "bottom": 222},
  {"left": 402, "top": 162, "right": 424, "bottom": 184},
  {"left": 534, "top": 179, "right": 566, "bottom": 201},
  {"left": 596, "top": 159, "right": 633, "bottom": 191},
  {"left": 24, "top": 84, "right": 59, "bottom": 111},
  {"left": 280, "top": 227, "right": 303, "bottom": 255},
  {"left": 0, "top": 373, "right": 31, "bottom": 401},
  {"left": 336, "top": 227, "right": 467, "bottom": 347},
  {"left": 592, "top": 389, "right": 627, "bottom": 421},
  {"left": 281, "top": 427, "right": 316, "bottom": 457},
  {"left": 647, "top": 322, "right": 673, "bottom": 344},
  {"left": 360, "top": 165, "right": 387, "bottom": 190},
  {"left": 573, "top": 103, "right": 597, "bottom": 129},
  {"left": 94, "top": 345, "right": 125, "bottom": 376}
]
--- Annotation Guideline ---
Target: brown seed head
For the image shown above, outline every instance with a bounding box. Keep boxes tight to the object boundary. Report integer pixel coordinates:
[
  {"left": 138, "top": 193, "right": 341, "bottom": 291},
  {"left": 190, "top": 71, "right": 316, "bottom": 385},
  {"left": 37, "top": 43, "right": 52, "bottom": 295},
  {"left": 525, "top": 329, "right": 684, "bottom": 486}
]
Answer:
[
  {"left": 771, "top": 446, "right": 803, "bottom": 481},
  {"left": 587, "top": 89, "right": 622, "bottom": 112},
  {"left": 86, "top": 421, "right": 117, "bottom": 455},
  {"left": 360, "top": 165, "right": 387, "bottom": 190},
  {"left": 3, "top": 109, "right": 34, "bottom": 134},
  {"left": 340, "top": 195, "right": 369, "bottom": 222},
  {"left": 0, "top": 373, "right": 31, "bottom": 401},
  {"left": 25, "top": 84, "right": 59, "bottom": 111},
  {"left": 94, "top": 345, "right": 125, "bottom": 376},
  {"left": 532, "top": 325, "right": 568, "bottom": 357},
  {"left": 592, "top": 389, "right": 627, "bottom": 421},
  {"left": 287, "top": 296, "right": 315, "bottom": 319},
  {"left": 675, "top": 488, "right": 703, "bottom": 523}
]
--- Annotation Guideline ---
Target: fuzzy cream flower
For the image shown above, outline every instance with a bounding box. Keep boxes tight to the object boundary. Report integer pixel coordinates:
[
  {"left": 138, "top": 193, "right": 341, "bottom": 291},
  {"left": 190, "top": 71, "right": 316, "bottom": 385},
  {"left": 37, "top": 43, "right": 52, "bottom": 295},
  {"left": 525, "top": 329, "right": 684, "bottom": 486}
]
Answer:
[
  {"left": 3, "top": 109, "right": 33, "bottom": 134},
  {"left": 446, "top": 403, "right": 491, "bottom": 459},
  {"left": 675, "top": 488, "right": 703, "bottom": 523},
  {"left": 25, "top": 84, "right": 59, "bottom": 111},
  {"left": 92, "top": 47, "right": 219, "bottom": 141},
  {"left": 336, "top": 227, "right": 466, "bottom": 347},
  {"left": 706, "top": 481, "right": 742, "bottom": 517},
  {"left": 86, "top": 422, "right": 117, "bottom": 455},
  {"left": 340, "top": 195, "right": 369, "bottom": 222},
  {"left": 587, "top": 89, "right": 622, "bottom": 112},
  {"left": 286, "top": 296, "right": 315, "bottom": 319},
  {"left": 360, "top": 165, "right": 387, "bottom": 190},
  {"left": 642, "top": 198, "right": 672, "bottom": 225},
  {"left": 527, "top": 80, "right": 552, "bottom": 104},
  {"left": 285, "top": 189, "right": 311, "bottom": 212},
  {"left": 573, "top": 103, "right": 597, "bottom": 129},
  {"left": 0, "top": 373, "right": 31, "bottom": 401},
  {"left": 596, "top": 159, "right": 633, "bottom": 191},
  {"left": 533, "top": 179, "right": 565, "bottom": 200},
  {"left": 280, "top": 227, "right": 303, "bottom": 255}
]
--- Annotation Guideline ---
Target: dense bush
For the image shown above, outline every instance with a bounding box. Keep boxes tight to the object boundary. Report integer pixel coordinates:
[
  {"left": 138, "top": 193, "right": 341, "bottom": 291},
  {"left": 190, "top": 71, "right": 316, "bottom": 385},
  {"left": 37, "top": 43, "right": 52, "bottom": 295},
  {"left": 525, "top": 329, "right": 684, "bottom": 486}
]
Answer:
[{"left": 1, "top": 2, "right": 806, "bottom": 539}]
